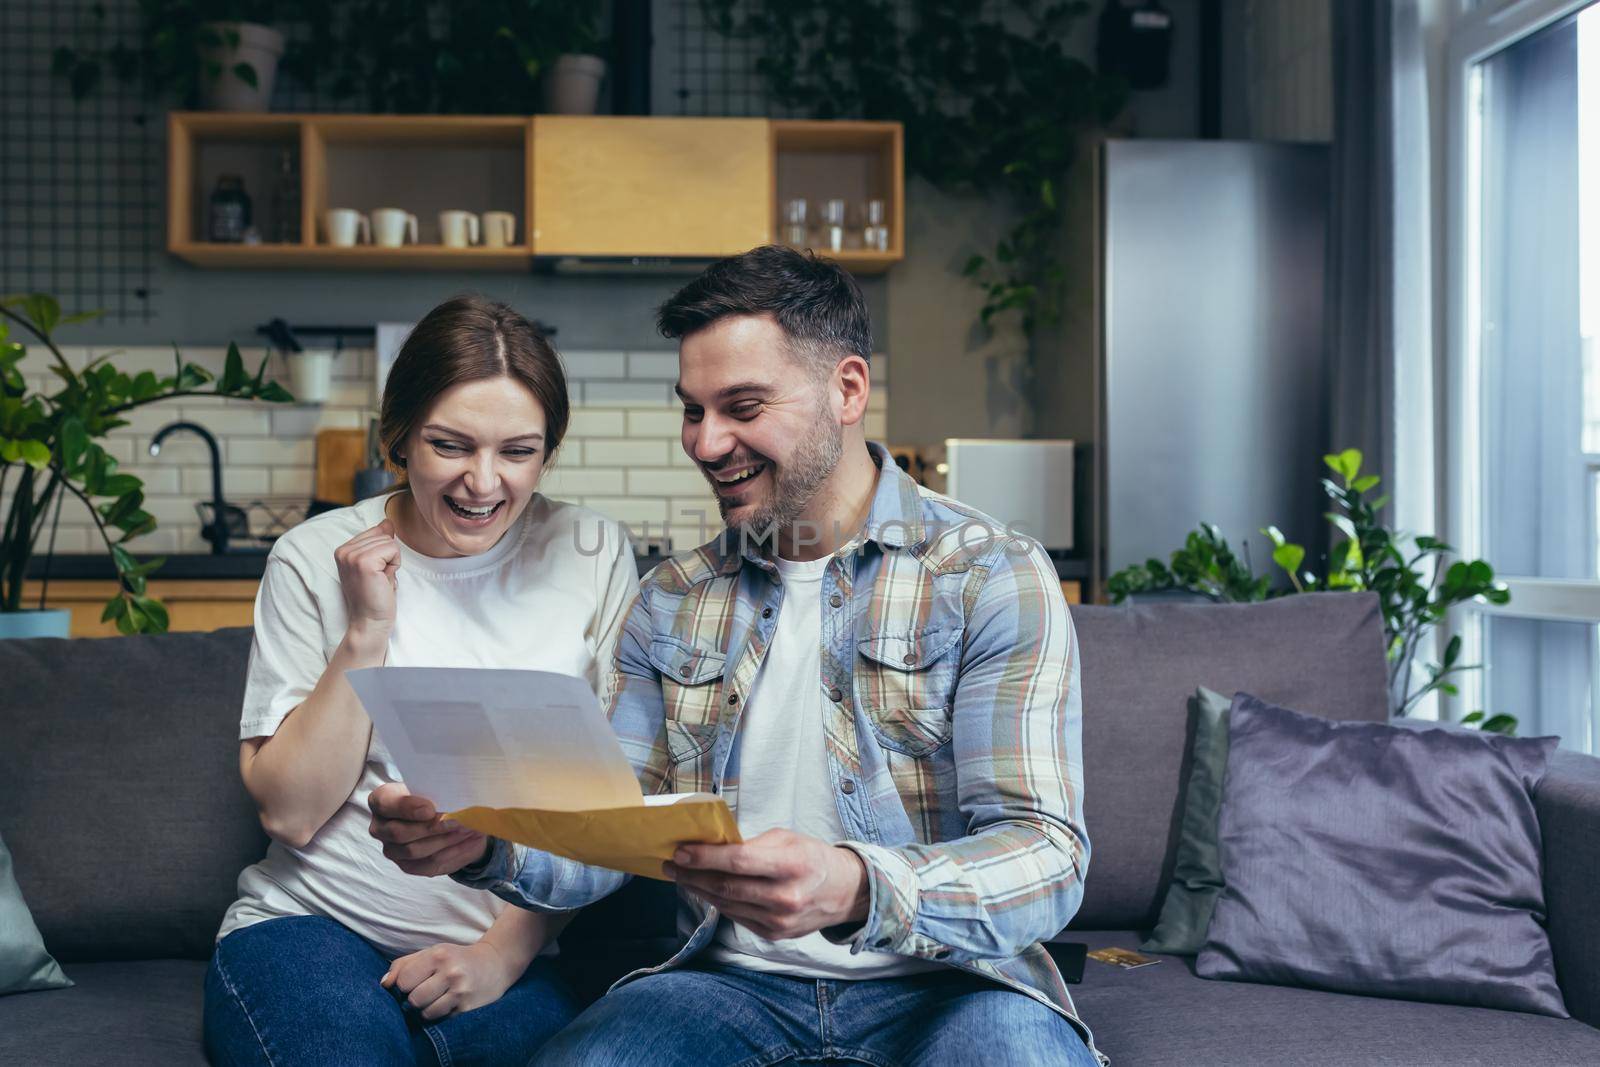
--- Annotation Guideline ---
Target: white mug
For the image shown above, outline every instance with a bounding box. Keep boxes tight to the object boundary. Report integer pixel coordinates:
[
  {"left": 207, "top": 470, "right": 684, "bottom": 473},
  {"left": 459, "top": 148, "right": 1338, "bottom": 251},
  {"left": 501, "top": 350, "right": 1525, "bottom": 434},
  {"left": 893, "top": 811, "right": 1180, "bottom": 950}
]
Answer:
[
  {"left": 371, "top": 208, "right": 418, "bottom": 248},
  {"left": 482, "top": 211, "right": 516, "bottom": 248},
  {"left": 439, "top": 210, "right": 480, "bottom": 248},
  {"left": 324, "top": 208, "right": 369, "bottom": 248}
]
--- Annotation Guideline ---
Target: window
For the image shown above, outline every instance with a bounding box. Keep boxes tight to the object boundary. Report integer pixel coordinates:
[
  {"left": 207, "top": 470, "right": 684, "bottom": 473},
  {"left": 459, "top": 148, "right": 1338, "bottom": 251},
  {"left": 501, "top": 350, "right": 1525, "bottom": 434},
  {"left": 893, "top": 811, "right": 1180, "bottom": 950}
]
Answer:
[{"left": 1450, "top": 0, "right": 1600, "bottom": 752}]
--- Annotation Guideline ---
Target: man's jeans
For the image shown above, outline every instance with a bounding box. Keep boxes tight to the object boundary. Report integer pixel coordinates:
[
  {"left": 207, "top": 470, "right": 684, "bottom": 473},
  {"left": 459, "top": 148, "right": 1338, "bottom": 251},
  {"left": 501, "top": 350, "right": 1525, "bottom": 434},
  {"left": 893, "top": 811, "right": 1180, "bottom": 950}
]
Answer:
[
  {"left": 533, "top": 961, "right": 1098, "bottom": 1067},
  {"left": 203, "top": 915, "right": 579, "bottom": 1067}
]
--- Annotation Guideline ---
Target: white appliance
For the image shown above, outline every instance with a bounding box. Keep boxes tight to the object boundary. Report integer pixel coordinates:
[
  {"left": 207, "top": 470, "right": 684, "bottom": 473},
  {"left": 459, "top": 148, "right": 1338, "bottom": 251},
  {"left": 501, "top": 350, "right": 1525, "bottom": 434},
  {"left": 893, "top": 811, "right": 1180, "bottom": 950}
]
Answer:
[{"left": 940, "top": 439, "right": 1075, "bottom": 552}]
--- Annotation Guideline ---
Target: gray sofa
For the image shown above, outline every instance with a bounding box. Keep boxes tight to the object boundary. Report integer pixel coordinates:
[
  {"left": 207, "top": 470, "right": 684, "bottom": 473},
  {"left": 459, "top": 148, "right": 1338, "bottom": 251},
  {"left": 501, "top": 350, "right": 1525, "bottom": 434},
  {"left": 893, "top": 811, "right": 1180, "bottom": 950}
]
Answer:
[{"left": 2, "top": 592, "right": 1597, "bottom": 1065}]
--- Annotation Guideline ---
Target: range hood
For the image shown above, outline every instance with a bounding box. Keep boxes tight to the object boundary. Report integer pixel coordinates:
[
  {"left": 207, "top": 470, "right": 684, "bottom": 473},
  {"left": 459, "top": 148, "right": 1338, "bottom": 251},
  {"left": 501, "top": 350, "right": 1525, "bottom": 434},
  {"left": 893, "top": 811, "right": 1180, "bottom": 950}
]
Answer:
[{"left": 545, "top": 255, "right": 718, "bottom": 276}]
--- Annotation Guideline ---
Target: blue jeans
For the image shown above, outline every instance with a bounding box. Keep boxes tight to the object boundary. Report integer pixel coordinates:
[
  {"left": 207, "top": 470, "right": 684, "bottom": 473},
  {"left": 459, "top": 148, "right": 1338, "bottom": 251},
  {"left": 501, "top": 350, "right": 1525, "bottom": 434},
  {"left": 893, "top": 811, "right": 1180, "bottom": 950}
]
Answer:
[
  {"left": 532, "top": 962, "right": 1098, "bottom": 1067},
  {"left": 203, "top": 915, "right": 580, "bottom": 1067}
]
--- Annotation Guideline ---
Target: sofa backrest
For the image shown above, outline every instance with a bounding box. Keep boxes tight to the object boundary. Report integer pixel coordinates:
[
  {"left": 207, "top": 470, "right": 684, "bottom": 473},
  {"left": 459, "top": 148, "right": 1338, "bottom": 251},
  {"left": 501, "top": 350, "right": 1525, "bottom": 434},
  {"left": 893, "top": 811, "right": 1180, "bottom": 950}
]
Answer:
[
  {"left": 0, "top": 627, "right": 264, "bottom": 962},
  {"left": 0, "top": 592, "right": 1390, "bottom": 961},
  {"left": 1068, "top": 591, "right": 1388, "bottom": 930}
]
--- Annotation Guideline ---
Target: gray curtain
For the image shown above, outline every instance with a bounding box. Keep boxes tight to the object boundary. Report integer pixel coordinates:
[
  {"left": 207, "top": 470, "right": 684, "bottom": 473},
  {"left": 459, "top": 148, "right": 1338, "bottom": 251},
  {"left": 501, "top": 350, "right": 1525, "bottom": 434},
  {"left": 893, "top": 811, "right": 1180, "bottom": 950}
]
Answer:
[{"left": 1327, "top": 0, "right": 1436, "bottom": 537}]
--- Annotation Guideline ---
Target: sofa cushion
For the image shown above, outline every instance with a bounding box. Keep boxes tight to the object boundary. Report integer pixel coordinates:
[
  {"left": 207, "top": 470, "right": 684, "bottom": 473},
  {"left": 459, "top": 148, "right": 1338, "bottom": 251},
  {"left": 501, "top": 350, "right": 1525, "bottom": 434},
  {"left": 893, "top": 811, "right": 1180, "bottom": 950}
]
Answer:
[
  {"left": 1072, "top": 931, "right": 1600, "bottom": 1066},
  {"left": 1197, "top": 693, "right": 1565, "bottom": 1016},
  {"left": 1, "top": 830, "right": 70, "bottom": 995},
  {"left": 1068, "top": 593, "right": 1388, "bottom": 930},
  {"left": 1139, "top": 687, "right": 1231, "bottom": 955},
  {"left": 0, "top": 629, "right": 267, "bottom": 962},
  {"left": 0, "top": 959, "right": 207, "bottom": 1066}
]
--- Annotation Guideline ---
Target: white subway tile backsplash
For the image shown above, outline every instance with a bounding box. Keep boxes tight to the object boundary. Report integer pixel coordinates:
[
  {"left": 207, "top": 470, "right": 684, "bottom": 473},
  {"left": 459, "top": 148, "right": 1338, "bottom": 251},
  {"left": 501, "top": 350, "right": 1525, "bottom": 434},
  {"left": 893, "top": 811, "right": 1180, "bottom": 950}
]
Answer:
[
  {"left": 270, "top": 405, "right": 367, "bottom": 437},
  {"left": 33, "top": 527, "right": 91, "bottom": 554},
  {"left": 184, "top": 466, "right": 266, "bottom": 496},
  {"left": 144, "top": 496, "right": 207, "bottom": 526},
  {"left": 626, "top": 351, "right": 679, "bottom": 381},
  {"left": 580, "top": 496, "right": 672, "bottom": 528},
  {"left": 137, "top": 468, "right": 182, "bottom": 495},
  {"left": 583, "top": 439, "right": 668, "bottom": 467},
  {"left": 539, "top": 466, "right": 625, "bottom": 498},
  {"left": 581, "top": 381, "right": 674, "bottom": 407},
  {"left": 133, "top": 437, "right": 210, "bottom": 466},
  {"left": 321, "top": 382, "right": 375, "bottom": 410},
  {"left": 568, "top": 409, "right": 627, "bottom": 437},
  {"left": 31, "top": 337, "right": 889, "bottom": 559},
  {"left": 625, "top": 409, "right": 684, "bottom": 438},
  {"left": 627, "top": 468, "right": 710, "bottom": 497},
  {"left": 562, "top": 351, "right": 628, "bottom": 379},
  {"left": 227, "top": 439, "right": 315, "bottom": 466},
  {"left": 191, "top": 408, "right": 272, "bottom": 437}
]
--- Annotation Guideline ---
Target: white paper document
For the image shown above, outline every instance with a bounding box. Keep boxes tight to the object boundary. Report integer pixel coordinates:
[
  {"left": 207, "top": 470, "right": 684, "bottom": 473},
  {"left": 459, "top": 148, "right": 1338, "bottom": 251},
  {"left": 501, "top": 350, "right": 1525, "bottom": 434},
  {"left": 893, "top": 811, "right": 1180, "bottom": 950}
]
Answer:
[{"left": 346, "top": 666, "right": 643, "bottom": 813}]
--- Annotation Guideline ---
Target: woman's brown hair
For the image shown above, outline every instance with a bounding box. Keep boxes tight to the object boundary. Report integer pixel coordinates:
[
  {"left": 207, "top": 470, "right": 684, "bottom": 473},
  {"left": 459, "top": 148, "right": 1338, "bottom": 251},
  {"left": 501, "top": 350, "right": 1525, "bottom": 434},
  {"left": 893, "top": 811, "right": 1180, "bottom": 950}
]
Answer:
[{"left": 379, "top": 295, "right": 569, "bottom": 477}]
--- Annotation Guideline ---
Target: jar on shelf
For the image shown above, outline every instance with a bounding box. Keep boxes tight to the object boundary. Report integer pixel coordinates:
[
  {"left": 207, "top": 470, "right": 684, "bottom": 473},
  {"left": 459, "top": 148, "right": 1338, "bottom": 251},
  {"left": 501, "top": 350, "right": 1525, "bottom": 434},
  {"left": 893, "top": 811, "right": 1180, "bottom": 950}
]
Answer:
[{"left": 208, "top": 175, "right": 252, "bottom": 244}]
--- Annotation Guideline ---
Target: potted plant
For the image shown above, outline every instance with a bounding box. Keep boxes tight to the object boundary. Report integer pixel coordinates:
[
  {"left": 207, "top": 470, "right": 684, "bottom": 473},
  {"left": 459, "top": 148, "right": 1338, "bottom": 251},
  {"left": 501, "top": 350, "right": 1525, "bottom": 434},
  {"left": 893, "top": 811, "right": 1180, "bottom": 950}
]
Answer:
[
  {"left": 1107, "top": 449, "right": 1517, "bottom": 732},
  {"left": 540, "top": 2, "right": 610, "bottom": 115},
  {"left": 1, "top": 294, "right": 292, "bottom": 638},
  {"left": 53, "top": 1, "right": 290, "bottom": 112}
]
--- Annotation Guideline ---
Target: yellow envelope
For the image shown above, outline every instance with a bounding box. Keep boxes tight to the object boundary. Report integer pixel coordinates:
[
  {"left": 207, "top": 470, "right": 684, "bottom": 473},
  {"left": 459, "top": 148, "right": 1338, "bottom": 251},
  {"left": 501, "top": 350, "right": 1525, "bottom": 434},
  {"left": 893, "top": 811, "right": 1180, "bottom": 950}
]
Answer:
[{"left": 449, "top": 793, "right": 741, "bottom": 881}]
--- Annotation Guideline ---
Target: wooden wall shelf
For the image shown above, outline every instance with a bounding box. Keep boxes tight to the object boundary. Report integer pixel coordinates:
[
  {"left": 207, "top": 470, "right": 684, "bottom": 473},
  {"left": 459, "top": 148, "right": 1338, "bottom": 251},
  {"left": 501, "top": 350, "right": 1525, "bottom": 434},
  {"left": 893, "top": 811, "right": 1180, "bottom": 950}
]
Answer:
[{"left": 167, "top": 113, "right": 904, "bottom": 274}]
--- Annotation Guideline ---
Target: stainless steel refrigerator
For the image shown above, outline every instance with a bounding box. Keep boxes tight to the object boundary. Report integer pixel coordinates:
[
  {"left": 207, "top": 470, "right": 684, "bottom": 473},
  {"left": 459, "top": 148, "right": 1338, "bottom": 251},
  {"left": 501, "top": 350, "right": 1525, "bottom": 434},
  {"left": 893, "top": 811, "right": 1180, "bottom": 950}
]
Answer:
[{"left": 1086, "top": 139, "right": 1330, "bottom": 594}]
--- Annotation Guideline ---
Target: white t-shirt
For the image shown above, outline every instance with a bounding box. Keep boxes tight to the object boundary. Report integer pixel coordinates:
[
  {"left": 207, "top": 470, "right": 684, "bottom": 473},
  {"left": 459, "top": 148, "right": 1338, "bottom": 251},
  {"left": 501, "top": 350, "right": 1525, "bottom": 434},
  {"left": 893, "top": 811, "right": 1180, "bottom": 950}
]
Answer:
[
  {"left": 705, "top": 555, "right": 936, "bottom": 979},
  {"left": 217, "top": 491, "right": 639, "bottom": 957}
]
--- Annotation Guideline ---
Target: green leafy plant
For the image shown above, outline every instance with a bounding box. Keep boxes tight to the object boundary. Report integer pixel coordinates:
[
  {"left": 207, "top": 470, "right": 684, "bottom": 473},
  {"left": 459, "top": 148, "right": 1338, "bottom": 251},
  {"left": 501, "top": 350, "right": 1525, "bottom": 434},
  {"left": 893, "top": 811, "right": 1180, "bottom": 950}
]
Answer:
[
  {"left": 293, "top": 0, "right": 608, "bottom": 114},
  {"left": 54, "top": 1, "right": 610, "bottom": 115},
  {"left": 1108, "top": 449, "right": 1516, "bottom": 732},
  {"left": 1, "top": 294, "right": 292, "bottom": 633},
  {"left": 701, "top": 0, "right": 1127, "bottom": 332},
  {"left": 53, "top": 1, "right": 289, "bottom": 105}
]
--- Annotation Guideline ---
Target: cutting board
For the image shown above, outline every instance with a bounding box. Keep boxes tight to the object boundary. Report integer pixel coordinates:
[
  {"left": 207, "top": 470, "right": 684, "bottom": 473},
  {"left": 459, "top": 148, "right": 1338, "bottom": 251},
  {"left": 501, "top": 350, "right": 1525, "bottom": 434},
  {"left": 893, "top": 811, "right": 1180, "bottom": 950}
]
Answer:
[{"left": 315, "top": 428, "right": 368, "bottom": 505}]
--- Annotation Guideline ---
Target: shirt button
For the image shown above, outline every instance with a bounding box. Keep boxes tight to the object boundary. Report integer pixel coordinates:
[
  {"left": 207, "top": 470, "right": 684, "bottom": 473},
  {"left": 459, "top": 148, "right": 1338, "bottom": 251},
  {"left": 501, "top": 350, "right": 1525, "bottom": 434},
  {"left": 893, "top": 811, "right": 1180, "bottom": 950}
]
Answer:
[
  {"left": 679, "top": 666, "right": 691, "bottom": 678},
  {"left": 727, "top": 693, "right": 739, "bottom": 706},
  {"left": 762, "top": 607, "right": 773, "bottom": 619},
  {"left": 875, "top": 937, "right": 892, "bottom": 949},
  {"left": 903, "top": 652, "right": 918, "bottom": 665},
  {"left": 829, "top": 593, "right": 843, "bottom": 608},
  {"left": 827, "top": 686, "right": 843, "bottom": 703},
  {"left": 934, "top": 948, "right": 951, "bottom": 960},
  {"left": 841, "top": 778, "right": 856, "bottom": 794}
]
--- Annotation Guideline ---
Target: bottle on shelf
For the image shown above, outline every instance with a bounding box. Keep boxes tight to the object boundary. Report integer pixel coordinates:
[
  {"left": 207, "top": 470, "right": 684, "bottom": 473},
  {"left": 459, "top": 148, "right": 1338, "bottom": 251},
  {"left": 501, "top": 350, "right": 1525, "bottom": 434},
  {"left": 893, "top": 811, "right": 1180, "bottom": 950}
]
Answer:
[
  {"left": 208, "top": 175, "right": 252, "bottom": 244},
  {"left": 268, "top": 148, "right": 300, "bottom": 244}
]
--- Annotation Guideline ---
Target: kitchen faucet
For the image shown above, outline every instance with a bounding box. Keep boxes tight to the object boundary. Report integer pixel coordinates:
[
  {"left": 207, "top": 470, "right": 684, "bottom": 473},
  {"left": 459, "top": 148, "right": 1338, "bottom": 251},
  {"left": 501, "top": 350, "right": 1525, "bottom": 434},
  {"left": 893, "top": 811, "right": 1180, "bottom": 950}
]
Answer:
[{"left": 149, "top": 421, "right": 230, "bottom": 555}]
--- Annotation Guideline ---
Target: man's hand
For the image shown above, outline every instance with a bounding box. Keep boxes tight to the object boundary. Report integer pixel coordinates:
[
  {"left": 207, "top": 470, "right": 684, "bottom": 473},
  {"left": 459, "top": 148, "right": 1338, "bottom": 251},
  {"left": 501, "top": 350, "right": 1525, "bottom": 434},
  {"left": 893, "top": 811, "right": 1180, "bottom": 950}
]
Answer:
[
  {"left": 381, "top": 940, "right": 520, "bottom": 1021},
  {"left": 367, "top": 783, "right": 490, "bottom": 877},
  {"left": 664, "top": 828, "right": 869, "bottom": 941}
]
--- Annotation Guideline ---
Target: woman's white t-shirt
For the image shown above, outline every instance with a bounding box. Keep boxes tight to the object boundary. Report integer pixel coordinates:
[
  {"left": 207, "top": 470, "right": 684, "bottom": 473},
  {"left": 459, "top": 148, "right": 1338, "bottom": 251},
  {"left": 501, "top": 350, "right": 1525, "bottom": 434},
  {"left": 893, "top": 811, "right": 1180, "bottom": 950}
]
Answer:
[{"left": 216, "top": 491, "right": 639, "bottom": 957}]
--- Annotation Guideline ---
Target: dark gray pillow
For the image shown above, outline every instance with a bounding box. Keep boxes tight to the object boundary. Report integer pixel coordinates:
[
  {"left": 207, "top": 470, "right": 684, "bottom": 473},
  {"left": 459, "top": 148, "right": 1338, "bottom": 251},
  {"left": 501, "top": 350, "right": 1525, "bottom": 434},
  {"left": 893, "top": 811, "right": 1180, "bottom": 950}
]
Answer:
[
  {"left": 1, "top": 831, "right": 70, "bottom": 996},
  {"left": 1197, "top": 693, "right": 1566, "bottom": 1016},
  {"left": 1141, "top": 687, "right": 1231, "bottom": 955}
]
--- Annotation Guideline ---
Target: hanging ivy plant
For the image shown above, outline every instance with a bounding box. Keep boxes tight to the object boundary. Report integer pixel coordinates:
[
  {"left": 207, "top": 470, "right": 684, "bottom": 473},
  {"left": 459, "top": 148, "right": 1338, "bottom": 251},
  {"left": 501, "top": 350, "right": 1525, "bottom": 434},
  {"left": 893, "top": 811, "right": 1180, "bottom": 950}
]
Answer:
[{"left": 701, "top": 0, "right": 1126, "bottom": 332}]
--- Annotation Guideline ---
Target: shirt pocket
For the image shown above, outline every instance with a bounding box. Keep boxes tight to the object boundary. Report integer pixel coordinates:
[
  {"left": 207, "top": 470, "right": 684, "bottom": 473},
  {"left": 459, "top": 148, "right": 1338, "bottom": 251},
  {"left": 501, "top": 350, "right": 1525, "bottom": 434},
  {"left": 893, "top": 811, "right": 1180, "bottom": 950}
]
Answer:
[
  {"left": 855, "top": 624, "right": 964, "bottom": 758},
  {"left": 646, "top": 636, "right": 726, "bottom": 767}
]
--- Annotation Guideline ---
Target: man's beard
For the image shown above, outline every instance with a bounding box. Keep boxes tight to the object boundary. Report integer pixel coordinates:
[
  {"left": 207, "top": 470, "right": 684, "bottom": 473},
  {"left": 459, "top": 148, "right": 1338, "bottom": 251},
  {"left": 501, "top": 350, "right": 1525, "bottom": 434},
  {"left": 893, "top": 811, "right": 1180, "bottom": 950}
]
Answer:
[{"left": 718, "top": 406, "right": 843, "bottom": 540}]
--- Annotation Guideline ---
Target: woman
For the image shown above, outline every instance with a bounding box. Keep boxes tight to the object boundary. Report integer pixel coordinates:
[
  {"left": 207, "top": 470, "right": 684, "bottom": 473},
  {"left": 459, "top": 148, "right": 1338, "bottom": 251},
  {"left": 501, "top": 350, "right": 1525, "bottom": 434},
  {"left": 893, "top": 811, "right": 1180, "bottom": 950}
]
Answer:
[{"left": 203, "top": 296, "right": 638, "bottom": 1067}]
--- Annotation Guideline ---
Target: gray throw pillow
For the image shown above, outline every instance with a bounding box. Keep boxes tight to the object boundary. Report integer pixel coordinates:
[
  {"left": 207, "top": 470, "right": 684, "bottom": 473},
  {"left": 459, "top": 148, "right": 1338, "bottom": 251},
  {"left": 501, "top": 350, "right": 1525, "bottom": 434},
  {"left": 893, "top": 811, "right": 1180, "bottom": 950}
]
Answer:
[
  {"left": 1197, "top": 693, "right": 1566, "bottom": 1016},
  {"left": 1, "top": 830, "right": 71, "bottom": 996},
  {"left": 1141, "top": 686, "right": 1231, "bottom": 955}
]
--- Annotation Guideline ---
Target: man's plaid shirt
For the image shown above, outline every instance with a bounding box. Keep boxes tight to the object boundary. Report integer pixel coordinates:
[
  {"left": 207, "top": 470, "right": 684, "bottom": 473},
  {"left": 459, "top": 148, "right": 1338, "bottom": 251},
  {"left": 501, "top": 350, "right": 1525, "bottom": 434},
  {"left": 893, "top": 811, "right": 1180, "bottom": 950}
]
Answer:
[{"left": 459, "top": 443, "right": 1098, "bottom": 1060}]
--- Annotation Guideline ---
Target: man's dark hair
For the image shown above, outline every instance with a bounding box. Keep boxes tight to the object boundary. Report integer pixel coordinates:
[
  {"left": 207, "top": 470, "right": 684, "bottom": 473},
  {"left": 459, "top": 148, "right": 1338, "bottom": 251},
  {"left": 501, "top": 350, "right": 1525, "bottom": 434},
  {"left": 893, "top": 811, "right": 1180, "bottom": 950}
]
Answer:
[{"left": 655, "top": 245, "right": 872, "bottom": 375}]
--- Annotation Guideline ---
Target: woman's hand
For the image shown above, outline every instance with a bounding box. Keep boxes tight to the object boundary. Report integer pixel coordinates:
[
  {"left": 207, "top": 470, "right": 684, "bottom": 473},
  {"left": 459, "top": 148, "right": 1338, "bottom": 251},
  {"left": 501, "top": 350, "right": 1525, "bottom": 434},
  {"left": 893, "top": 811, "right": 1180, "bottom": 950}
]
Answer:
[
  {"left": 381, "top": 940, "right": 521, "bottom": 1020},
  {"left": 335, "top": 519, "right": 401, "bottom": 648}
]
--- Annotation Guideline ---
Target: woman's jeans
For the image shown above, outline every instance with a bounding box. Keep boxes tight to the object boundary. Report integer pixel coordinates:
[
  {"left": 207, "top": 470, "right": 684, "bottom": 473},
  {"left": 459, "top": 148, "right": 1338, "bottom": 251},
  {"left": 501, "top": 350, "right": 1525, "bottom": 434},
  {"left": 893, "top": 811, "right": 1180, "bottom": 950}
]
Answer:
[{"left": 203, "top": 915, "right": 579, "bottom": 1067}]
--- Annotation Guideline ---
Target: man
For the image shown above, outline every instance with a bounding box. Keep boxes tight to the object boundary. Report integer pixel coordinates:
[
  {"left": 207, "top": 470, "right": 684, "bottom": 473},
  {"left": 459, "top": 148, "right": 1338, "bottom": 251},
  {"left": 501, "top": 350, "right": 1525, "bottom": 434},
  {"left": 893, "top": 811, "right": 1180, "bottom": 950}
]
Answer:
[{"left": 369, "top": 246, "right": 1100, "bottom": 1066}]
